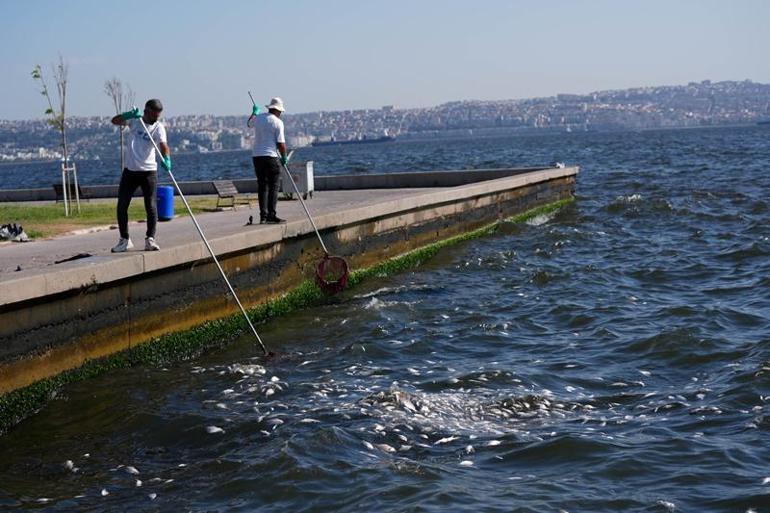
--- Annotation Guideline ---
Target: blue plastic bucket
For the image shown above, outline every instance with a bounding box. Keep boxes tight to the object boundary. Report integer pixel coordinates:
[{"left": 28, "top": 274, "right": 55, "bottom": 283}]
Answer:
[{"left": 157, "top": 185, "right": 174, "bottom": 221}]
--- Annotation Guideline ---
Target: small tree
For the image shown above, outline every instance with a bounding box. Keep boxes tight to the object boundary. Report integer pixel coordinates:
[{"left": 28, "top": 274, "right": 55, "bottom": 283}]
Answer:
[
  {"left": 104, "top": 77, "right": 135, "bottom": 172},
  {"left": 31, "top": 55, "right": 69, "bottom": 166},
  {"left": 32, "top": 55, "right": 77, "bottom": 214}
]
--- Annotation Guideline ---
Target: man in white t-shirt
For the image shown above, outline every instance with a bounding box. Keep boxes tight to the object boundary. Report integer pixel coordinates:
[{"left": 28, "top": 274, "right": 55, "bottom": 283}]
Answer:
[
  {"left": 109, "top": 99, "right": 171, "bottom": 252},
  {"left": 250, "top": 97, "right": 288, "bottom": 224}
]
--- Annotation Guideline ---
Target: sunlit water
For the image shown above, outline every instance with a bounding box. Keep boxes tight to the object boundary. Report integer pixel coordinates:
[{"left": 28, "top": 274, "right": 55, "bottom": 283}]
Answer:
[{"left": 1, "top": 126, "right": 769, "bottom": 512}]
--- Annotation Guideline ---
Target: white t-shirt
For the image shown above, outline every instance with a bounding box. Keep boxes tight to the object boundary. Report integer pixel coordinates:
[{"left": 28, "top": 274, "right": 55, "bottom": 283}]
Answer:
[
  {"left": 251, "top": 112, "right": 285, "bottom": 157},
  {"left": 124, "top": 119, "right": 168, "bottom": 171}
]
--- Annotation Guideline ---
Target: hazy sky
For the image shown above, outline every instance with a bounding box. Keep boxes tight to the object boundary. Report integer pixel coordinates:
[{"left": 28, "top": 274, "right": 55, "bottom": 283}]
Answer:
[{"left": 1, "top": 0, "right": 767, "bottom": 119}]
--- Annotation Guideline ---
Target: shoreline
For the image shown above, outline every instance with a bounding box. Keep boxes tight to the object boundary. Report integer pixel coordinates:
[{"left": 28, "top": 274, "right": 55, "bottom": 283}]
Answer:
[{"left": 0, "top": 122, "right": 761, "bottom": 167}]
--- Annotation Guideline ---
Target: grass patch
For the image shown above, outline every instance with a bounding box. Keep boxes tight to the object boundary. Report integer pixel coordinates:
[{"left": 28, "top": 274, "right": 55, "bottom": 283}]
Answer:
[
  {"left": 0, "top": 198, "right": 573, "bottom": 434},
  {"left": 0, "top": 198, "right": 219, "bottom": 238}
]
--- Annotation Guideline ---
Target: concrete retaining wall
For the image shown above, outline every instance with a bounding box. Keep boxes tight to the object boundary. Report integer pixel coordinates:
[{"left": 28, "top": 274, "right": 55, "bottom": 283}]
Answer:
[
  {"left": 0, "top": 167, "right": 577, "bottom": 394},
  {"left": 0, "top": 166, "right": 550, "bottom": 201}
]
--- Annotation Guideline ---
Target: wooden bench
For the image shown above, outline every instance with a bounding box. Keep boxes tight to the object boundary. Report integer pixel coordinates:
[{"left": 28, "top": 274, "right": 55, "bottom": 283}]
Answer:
[
  {"left": 213, "top": 180, "right": 255, "bottom": 210},
  {"left": 53, "top": 183, "right": 89, "bottom": 203}
]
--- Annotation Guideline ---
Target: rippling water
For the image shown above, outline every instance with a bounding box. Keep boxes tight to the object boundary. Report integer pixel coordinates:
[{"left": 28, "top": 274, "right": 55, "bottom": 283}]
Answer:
[{"left": 1, "top": 126, "right": 769, "bottom": 512}]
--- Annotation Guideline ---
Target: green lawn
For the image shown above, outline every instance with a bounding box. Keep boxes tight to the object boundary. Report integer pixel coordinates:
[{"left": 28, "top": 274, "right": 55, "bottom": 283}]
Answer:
[{"left": 0, "top": 198, "right": 220, "bottom": 239}]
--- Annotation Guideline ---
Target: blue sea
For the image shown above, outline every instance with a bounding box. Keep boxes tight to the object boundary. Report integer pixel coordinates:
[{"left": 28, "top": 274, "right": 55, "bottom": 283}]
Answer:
[{"left": 1, "top": 126, "right": 769, "bottom": 511}]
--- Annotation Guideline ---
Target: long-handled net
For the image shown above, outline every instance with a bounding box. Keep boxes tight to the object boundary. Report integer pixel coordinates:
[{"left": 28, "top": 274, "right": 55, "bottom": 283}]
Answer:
[
  {"left": 280, "top": 154, "right": 350, "bottom": 294},
  {"left": 139, "top": 118, "right": 272, "bottom": 356}
]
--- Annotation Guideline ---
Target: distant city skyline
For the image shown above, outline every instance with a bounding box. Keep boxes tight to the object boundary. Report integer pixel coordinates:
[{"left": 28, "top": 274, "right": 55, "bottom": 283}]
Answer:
[
  {"left": 4, "top": 79, "right": 768, "bottom": 163},
  {"left": 1, "top": 0, "right": 768, "bottom": 120}
]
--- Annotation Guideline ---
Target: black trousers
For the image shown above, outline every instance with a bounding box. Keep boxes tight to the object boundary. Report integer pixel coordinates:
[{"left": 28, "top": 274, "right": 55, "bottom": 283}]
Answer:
[
  {"left": 252, "top": 156, "right": 281, "bottom": 219},
  {"left": 117, "top": 168, "right": 158, "bottom": 239}
]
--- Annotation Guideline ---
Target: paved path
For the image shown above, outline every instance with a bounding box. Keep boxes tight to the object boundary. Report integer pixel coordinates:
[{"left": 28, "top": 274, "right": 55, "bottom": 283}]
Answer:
[{"left": 0, "top": 188, "right": 439, "bottom": 275}]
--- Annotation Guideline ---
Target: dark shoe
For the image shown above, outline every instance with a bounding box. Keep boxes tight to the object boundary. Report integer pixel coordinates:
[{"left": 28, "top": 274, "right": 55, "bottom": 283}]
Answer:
[
  {"left": 265, "top": 216, "right": 286, "bottom": 224},
  {"left": 259, "top": 215, "right": 267, "bottom": 224}
]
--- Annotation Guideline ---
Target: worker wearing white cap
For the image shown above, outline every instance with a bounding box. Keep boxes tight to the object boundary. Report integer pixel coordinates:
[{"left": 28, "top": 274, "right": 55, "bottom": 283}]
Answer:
[{"left": 250, "top": 97, "right": 287, "bottom": 224}]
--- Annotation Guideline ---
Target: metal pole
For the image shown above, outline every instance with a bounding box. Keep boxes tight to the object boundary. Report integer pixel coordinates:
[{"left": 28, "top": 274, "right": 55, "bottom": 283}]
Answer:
[
  {"left": 61, "top": 162, "right": 69, "bottom": 217},
  {"left": 279, "top": 156, "right": 329, "bottom": 255},
  {"left": 72, "top": 162, "right": 81, "bottom": 213},
  {"left": 247, "top": 91, "right": 258, "bottom": 128},
  {"left": 138, "top": 118, "right": 269, "bottom": 355}
]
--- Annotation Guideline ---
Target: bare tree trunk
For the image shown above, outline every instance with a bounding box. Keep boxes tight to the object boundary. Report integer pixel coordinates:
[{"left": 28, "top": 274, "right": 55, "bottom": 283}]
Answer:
[
  {"left": 105, "top": 77, "right": 133, "bottom": 174},
  {"left": 119, "top": 129, "right": 125, "bottom": 171}
]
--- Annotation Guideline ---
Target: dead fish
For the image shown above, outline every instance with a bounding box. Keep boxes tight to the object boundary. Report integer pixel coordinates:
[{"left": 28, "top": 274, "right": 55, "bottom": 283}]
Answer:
[
  {"left": 363, "top": 441, "right": 375, "bottom": 450},
  {"left": 376, "top": 443, "right": 397, "bottom": 453},
  {"left": 434, "top": 436, "right": 459, "bottom": 445},
  {"left": 206, "top": 426, "right": 225, "bottom": 434},
  {"left": 125, "top": 466, "right": 140, "bottom": 475},
  {"left": 459, "top": 460, "right": 474, "bottom": 467},
  {"left": 136, "top": 480, "right": 142, "bottom": 487}
]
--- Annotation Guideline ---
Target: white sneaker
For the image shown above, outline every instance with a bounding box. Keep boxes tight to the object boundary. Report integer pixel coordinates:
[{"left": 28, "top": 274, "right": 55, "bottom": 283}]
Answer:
[
  {"left": 145, "top": 237, "right": 160, "bottom": 251},
  {"left": 111, "top": 237, "right": 134, "bottom": 253}
]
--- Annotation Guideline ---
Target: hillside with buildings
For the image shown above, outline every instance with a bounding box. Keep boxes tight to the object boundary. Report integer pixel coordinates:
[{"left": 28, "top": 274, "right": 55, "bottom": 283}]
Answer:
[{"left": 2, "top": 80, "right": 769, "bottom": 162}]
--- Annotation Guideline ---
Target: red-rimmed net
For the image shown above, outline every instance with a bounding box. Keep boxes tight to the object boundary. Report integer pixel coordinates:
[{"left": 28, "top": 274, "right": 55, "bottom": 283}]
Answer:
[{"left": 316, "top": 255, "right": 349, "bottom": 294}]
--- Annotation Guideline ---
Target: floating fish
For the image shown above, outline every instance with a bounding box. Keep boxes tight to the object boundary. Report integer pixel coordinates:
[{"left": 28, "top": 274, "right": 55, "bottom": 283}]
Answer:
[{"left": 376, "top": 443, "right": 397, "bottom": 453}]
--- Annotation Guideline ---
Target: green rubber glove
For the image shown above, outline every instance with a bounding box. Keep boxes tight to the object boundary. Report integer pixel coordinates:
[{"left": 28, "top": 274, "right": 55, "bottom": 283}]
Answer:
[
  {"left": 251, "top": 105, "right": 260, "bottom": 116},
  {"left": 120, "top": 107, "right": 141, "bottom": 120},
  {"left": 280, "top": 155, "right": 288, "bottom": 166},
  {"left": 161, "top": 155, "right": 172, "bottom": 172}
]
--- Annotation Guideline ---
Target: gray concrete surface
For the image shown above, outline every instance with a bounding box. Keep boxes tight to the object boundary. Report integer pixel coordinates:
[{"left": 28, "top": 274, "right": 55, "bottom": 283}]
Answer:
[
  {"left": 1, "top": 167, "right": 576, "bottom": 306},
  {"left": 0, "top": 166, "right": 551, "bottom": 201}
]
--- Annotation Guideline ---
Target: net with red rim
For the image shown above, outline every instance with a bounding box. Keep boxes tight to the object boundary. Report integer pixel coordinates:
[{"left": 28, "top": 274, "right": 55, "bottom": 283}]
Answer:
[{"left": 316, "top": 255, "right": 349, "bottom": 294}]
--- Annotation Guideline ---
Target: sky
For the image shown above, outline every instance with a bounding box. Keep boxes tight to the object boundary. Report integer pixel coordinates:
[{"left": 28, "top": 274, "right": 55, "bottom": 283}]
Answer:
[{"left": 1, "top": 0, "right": 768, "bottom": 120}]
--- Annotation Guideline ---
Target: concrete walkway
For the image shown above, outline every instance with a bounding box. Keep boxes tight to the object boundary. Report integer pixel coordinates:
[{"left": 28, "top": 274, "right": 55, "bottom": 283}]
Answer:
[
  {"left": 0, "top": 187, "right": 444, "bottom": 301},
  {"left": 1, "top": 166, "right": 578, "bottom": 309}
]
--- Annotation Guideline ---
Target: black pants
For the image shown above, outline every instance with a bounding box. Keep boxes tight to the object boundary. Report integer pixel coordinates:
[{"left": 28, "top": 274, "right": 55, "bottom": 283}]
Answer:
[
  {"left": 117, "top": 169, "right": 158, "bottom": 239},
  {"left": 252, "top": 156, "right": 281, "bottom": 219}
]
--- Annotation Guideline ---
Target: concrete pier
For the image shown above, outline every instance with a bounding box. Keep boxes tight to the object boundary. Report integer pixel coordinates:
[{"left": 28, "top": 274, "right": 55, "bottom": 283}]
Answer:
[{"left": 0, "top": 166, "right": 577, "bottom": 395}]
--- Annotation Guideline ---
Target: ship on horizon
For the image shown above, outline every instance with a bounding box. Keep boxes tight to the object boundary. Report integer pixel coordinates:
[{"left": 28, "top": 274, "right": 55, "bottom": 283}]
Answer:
[{"left": 311, "top": 134, "right": 396, "bottom": 147}]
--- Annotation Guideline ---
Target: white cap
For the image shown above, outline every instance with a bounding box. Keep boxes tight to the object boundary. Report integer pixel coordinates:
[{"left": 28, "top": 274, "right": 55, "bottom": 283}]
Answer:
[{"left": 266, "top": 97, "right": 285, "bottom": 112}]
